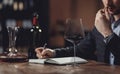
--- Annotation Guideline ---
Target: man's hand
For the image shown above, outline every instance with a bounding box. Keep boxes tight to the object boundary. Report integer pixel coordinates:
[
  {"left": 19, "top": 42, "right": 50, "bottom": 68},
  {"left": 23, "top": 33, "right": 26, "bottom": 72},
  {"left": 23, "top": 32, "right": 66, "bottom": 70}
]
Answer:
[
  {"left": 35, "top": 47, "right": 55, "bottom": 59},
  {"left": 95, "top": 8, "right": 113, "bottom": 38}
]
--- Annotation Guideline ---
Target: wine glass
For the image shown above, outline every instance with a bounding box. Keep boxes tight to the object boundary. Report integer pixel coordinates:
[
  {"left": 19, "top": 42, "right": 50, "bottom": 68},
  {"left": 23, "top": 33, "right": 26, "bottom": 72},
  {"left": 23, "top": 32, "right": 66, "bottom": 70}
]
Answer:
[{"left": 64, "top": 18, "right": 85, "bottom": 66}]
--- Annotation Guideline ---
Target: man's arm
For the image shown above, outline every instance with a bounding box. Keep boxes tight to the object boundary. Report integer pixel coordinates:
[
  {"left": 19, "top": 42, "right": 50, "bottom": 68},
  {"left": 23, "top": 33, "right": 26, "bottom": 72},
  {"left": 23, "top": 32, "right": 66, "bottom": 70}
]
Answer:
[{"left": 55, "top": 31, "right": 96, "bottom": 60}]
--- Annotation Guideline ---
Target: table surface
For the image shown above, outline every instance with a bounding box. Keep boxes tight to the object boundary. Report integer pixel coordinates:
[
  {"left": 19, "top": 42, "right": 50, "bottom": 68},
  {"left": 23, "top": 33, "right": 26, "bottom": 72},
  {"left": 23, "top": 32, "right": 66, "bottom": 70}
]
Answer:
[
  {"left": 0, "top": 61, "right": 120, "bottom": 74},
  {"left": 0, "top": 60, "right": 120, "bottom": 74}
]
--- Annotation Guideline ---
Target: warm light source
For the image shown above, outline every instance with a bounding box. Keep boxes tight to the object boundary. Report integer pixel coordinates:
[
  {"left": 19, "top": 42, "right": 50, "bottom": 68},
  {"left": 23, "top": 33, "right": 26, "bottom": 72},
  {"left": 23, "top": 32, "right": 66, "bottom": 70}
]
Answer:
[
  {"left": 19, "top": 2, "right": 24, "bottom": 11},
  {"left": 13, "top": 2, "right": 18, "bottom": 11},
  {"left": 0, "top": 3, "right": 3, "bottom": 10}
]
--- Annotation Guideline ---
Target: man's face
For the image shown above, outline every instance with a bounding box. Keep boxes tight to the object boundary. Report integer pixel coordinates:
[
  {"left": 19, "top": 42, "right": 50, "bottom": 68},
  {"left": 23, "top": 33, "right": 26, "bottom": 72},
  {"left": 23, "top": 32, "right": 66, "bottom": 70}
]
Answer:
[{"left": 102, "top": 0, "right": 120, "bottom": 15}]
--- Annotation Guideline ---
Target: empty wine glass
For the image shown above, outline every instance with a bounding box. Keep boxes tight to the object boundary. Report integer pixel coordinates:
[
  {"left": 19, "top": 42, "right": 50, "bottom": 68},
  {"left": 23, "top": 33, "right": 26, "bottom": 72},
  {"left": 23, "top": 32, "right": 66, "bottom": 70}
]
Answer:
[{"left": 64, "top": 18, "right": 85, "bottom": 66}]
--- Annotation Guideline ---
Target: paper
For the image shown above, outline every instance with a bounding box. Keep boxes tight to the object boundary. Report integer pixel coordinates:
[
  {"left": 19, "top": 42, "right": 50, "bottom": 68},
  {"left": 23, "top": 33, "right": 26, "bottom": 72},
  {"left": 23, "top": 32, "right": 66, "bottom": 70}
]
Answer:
[{"left": 29, "top": 57, "right": 88, "bottom": 65}]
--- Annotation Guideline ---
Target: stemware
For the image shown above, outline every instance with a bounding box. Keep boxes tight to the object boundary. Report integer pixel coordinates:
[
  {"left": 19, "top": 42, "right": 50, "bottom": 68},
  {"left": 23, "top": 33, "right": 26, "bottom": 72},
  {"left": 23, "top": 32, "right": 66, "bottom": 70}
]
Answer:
[{"left": 64, "top": 18, "right": 85, "bottom": 66}]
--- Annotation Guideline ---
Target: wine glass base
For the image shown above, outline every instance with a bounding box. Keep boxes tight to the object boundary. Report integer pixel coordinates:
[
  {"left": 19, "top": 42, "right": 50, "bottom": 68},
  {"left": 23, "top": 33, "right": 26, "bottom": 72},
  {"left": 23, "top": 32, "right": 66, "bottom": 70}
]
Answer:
[{"left": 63, "top": 63, "right": 80, "bottom": 71}]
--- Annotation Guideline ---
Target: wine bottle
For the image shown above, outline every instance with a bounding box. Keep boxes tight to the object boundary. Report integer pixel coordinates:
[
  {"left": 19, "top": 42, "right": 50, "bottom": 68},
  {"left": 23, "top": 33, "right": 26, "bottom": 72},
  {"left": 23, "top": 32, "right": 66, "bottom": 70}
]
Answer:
[
  {"left": 29, "top": 13, "right": 42, "bottom": 59},
  {"left": 30, "top": 13, "right": 42, "bottom": 48}
]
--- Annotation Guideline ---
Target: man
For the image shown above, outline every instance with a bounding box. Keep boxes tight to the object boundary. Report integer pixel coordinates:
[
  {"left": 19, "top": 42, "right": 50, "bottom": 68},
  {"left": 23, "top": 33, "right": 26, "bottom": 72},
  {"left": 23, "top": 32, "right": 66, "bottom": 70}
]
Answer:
[{"left": 35, "top": 0, "right": 120, "bottom": 65}]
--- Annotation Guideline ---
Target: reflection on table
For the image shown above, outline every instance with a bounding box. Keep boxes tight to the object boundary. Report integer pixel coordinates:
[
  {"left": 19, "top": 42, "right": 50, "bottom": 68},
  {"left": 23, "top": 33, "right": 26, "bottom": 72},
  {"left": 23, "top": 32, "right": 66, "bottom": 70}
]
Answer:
[{"left": 0, "top": 60, "right": 119, "bottom": 74}]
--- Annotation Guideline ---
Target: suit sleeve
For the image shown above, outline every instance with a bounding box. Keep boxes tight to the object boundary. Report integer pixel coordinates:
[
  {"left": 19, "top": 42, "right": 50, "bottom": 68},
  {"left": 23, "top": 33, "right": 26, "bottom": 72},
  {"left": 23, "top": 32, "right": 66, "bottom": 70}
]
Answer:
[{"left": 54, "top": 31, "right": 97, "bottom": 60}]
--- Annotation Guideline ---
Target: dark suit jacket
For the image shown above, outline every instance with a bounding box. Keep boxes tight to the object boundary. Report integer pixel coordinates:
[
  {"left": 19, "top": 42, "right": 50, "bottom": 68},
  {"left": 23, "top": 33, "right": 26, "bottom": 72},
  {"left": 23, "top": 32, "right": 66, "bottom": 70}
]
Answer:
[{"left": 55, "top": 27, "right": 120, "bottom": 65}]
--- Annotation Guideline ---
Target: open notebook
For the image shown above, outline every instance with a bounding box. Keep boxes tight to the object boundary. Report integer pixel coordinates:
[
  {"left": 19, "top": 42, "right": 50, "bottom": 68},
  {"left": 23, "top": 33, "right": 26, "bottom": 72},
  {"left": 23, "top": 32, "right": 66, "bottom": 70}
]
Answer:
[{"left": 29, "top": 57, "right": 88, "bottom": 65}]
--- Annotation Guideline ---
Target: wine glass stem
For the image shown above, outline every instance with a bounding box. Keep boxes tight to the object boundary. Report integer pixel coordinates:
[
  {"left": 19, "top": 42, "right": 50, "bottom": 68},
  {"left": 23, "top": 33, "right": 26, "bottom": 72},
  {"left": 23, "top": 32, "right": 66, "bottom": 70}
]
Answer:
[
  {"left": 65, "top": 39, "right": 77, "bottom": 66},
  {"left": 71, "top": 42, "right": 76, "bottom": 66}
]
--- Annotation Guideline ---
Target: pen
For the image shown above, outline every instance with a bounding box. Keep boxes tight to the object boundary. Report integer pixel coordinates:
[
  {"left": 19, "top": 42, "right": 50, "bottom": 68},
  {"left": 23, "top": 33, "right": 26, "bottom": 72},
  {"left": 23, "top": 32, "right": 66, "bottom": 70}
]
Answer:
[
  {"left": 41, "top": 43, "right": 47, "bottom": 58},
  {"left": 43, "top": 43, "right": 47, "bottom": 49}
]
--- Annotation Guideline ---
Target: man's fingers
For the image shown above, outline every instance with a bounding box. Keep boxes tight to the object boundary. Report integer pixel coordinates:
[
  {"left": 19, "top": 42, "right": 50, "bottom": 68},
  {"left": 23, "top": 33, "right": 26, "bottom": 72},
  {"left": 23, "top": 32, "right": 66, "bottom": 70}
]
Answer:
[
  {"left": 35, "top": 48, "right": 50, "bottom": 58},
  {"left": 41, "top": 50, "right": 49, "bottom": 57},
  {"left": 35, "top": 47, "right": 45, "bottom": 58},
  {"left": 35, "top": 47, "right": 44, "bottom": 53},
  {"left": 36, "top": 53, "right": 42, "bottom": 59},
  {"left": 104, "top": 7, "right": 111, "bottom": 20},
  {"left": 35, "top": 47, "right": 54, "bottom": 59}
]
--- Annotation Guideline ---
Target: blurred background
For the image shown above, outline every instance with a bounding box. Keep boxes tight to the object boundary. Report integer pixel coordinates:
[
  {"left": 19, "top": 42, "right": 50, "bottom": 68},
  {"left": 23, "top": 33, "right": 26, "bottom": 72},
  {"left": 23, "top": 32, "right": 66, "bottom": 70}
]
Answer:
[{"left": 0, "top": 0, "right": 103, "bottom": 56}]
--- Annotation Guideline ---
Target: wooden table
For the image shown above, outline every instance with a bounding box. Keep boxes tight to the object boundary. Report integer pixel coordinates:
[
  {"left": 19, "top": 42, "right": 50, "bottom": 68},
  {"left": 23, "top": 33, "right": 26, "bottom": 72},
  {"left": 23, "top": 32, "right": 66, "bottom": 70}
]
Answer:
[{"left": 0, "top": 60, "right": 120, "bottom": 74}]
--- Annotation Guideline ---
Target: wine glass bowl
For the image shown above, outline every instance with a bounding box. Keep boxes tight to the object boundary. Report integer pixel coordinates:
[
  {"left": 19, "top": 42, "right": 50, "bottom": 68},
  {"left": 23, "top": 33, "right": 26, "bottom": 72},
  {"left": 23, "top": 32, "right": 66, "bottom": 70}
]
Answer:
[{"left": 64, "top": 18, "right": 85, "bottom": 44}]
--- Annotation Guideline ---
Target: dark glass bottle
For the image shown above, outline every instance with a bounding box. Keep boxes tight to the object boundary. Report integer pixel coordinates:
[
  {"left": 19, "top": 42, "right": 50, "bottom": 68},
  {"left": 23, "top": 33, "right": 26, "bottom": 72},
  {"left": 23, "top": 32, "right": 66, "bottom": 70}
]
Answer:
[
  {"left": 28, "top": 13, "right": 42, "bottom": 59},
  {"left": 30, "top": 13, "right": 42, "bottom": 47}
]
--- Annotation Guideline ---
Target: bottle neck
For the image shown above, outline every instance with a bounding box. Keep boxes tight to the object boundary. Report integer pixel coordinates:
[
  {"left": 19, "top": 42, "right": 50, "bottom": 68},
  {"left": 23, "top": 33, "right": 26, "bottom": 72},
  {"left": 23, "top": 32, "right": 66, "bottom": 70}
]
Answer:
[{"left": 32, "top": 16, "right": 38, "bottom": 26}]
